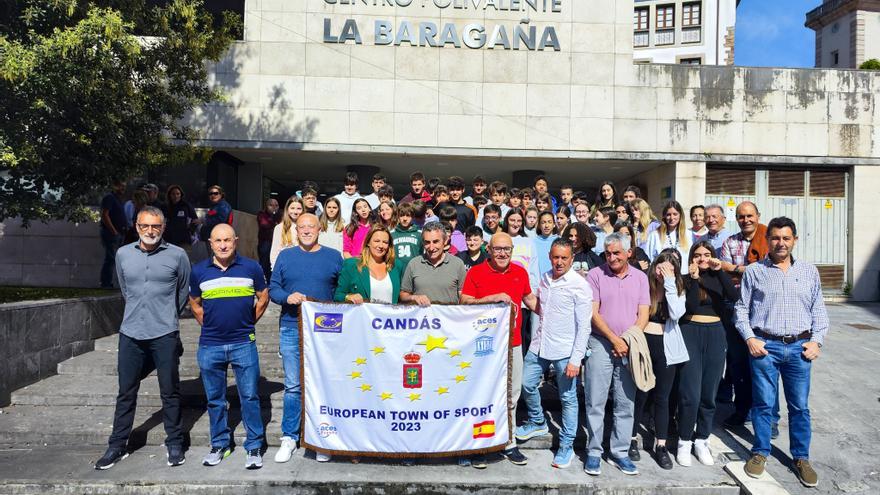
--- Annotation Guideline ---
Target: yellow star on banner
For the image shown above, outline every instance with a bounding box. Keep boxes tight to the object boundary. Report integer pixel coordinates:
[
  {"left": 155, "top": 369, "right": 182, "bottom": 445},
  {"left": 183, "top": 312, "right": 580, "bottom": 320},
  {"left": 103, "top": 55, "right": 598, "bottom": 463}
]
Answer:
[
  {"left": 354, "top": 357, "right": 367, "bottom": 365},
  {"left": 435, "top": 386, "right": 449, "bottom": 395},
  {"left": 417, "top": 334, "right": 448, "bottom": 353},
  {"left": 454, "top": 374, "right": 467, "bottom": 383},
  {"left": 347, "top": 371, "right": 362, "bottom": 379},
  {"left": 458, "top": 361, "right": 472, "bottom": 370},
  {"left": 448, "top": 349, "right": 461, "bottom": 358},
  {"left": 407, "top": 392, "right": 422, "bottom": 402},
  {"left": 379, "top": 392, "right": 393, "bottom": 401},
  {"left": 360, "top": 383, "right": 372, "bottom": 392},
  {"left": 371, "top": 346, "right": 385, "bottom": 355}
]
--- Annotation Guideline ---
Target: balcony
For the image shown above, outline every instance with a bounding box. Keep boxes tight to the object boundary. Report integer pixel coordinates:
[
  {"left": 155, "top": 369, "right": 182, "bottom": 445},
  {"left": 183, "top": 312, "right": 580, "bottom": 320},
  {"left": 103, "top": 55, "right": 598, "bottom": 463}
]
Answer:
[
  {"left": 805, "top": 0, "right": 852, "bottom": 28},
  {"left": 634, "top": 30, "right": 649, "bottom": 47},
  {"left": 682, "top": 26, "right": 701, "bottom": 43},
  {"left": 655, "top": 28, "right": 675, "bottom": 45}
]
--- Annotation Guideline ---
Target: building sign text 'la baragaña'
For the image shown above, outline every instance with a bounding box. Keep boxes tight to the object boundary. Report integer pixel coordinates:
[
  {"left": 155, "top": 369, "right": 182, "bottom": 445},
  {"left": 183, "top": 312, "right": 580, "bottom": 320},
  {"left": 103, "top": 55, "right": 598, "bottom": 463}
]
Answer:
[{"left": 323, "top": 0, "right": 563, "bottom": 51}]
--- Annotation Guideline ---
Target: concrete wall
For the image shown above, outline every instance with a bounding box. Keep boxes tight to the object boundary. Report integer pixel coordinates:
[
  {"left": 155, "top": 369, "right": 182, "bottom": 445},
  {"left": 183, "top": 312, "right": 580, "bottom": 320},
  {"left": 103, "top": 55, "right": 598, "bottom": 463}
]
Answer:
[
  {"left": 190, "top": 0, "right": 880, "bottom": 161},
  {"left": 0, "top": 211, "right": 258, "bottom": 288},
  {"left": 0, "top": 295, "right": 123, "bottom": 406},
  {"left": 849, "top": 165, "right": 880, "bottom": 301},
  {"left": 865, "top": 11, "right": 880, "bottom": 62}
]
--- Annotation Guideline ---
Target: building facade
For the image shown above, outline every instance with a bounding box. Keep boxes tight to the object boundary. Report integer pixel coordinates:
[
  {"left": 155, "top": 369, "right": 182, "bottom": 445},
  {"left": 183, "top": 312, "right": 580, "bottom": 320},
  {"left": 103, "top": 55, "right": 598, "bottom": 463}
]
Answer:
[
  {"left": 632, "top": 0, "right": 738, "bottom": 65},
  {"left": 807, "top": 0, "right": 880, "bottom": 68}
]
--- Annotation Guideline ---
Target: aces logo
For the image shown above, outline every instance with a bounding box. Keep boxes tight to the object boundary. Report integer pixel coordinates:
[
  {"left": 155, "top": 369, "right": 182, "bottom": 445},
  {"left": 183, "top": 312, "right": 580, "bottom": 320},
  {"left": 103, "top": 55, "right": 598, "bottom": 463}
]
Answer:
[
  {"left": 314, "top": 313, "right": 343, "bottom": 333},
  {"left": 472, "top": 314, "right": 498, "bottom": 333}
]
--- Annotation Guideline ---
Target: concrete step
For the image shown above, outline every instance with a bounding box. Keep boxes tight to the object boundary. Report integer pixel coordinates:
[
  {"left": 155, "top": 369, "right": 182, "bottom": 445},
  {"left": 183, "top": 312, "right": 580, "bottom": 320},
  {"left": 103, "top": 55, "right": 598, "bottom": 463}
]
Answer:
[
  {"left": 0, "top": 404, "right": 569, "bottom": 450},
  {"left": 10, "top": 374, "right": 285, "bottom": 409},
  {"left": 57, "top": 349, "right": 288, "bottom": 378},
  {"left": 0, "top": 445, "right": 741, "bottom": 495}
]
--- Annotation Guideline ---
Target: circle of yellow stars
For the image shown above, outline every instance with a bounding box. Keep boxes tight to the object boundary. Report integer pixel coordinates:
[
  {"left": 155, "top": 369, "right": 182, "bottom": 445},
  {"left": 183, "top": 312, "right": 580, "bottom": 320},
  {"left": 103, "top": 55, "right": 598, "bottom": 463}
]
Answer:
[{"left": 343, "top": 334, "right": 471, "bottom": 400}]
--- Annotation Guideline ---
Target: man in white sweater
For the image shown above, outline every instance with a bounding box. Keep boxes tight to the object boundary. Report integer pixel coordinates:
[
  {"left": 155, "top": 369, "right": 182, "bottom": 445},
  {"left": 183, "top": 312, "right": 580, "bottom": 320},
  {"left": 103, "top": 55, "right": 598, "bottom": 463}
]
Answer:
[{"left": 333, "top": 171, "right": 362, "bottom": 224}]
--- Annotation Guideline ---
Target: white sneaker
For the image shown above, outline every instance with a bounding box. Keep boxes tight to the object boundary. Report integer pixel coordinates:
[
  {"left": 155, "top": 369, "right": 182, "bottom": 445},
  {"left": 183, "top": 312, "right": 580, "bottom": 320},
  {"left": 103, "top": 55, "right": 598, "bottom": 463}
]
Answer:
[
  {"left": 274, "top": 437, "right": 297, "bottom": 463},
  {"left": 315, "top": 451, "right": 332, "bottom": 463},
  {"left": 677, "top": 440, "right": 693, "bottom": 467},
  {"left": 693, "top": 438, "right": 714, "bottom": 466}
]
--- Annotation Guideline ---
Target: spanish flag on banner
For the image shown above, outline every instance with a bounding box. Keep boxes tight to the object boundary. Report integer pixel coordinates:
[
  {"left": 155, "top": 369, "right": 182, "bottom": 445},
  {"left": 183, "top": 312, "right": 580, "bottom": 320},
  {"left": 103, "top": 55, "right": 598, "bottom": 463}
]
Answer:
[{"left": 473, "top": 420, "right": 495, "bottom": 439}]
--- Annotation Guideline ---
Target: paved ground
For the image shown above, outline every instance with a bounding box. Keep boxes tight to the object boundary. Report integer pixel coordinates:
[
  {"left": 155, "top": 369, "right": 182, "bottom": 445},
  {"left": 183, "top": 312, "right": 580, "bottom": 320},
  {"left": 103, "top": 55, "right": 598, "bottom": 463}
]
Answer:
[{"left": 0, "top": 303, "right": 878, "bottom": 494}]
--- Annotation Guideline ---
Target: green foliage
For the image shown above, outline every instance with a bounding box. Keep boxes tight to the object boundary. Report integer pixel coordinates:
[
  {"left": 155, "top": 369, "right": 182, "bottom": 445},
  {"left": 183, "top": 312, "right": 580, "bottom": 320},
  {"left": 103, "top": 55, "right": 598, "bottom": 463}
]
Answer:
[
  {"left": 859, "top": 59, "right": 880, "bottom": 70},
  {"left": 0, "top": 0, "right": 240, "bottom": 224}
]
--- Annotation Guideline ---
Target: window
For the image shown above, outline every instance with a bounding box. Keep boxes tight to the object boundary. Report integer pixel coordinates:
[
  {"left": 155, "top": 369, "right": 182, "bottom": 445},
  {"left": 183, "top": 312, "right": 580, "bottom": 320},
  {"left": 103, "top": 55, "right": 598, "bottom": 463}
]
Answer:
[
  {"left": 680, "top": 57, "right": 702, "bottom": 65},
  {"left": 682, "top": 2, "right": 701, "bottom": 27},
  {"left": 656, "top": 5, "right": 675, "bottom": 29},
  {"left": 634, "top": 7, "right": 649, "bottom": 31},
  {"left": 706, "top": 168, "right": 755, "bottom": 195},
  {"left": 831, "top": 50, "right": 839, "bottom": 66}
]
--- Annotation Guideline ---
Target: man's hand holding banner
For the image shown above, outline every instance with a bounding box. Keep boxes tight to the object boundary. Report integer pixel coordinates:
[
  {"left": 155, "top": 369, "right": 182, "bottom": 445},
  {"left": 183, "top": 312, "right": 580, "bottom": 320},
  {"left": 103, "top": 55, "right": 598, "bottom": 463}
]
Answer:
[{"left": 300, "top": 301, "right": 512, "bottom": 457}]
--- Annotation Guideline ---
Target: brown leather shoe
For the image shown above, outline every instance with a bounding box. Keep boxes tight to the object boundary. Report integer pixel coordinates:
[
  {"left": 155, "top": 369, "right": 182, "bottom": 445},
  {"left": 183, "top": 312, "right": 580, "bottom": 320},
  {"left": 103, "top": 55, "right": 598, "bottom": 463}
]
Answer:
[
  {"left": 744, "top": 454, "right": 766, "bottom": 478},
  {"left": 795, "top": 459, "right": 818, "bottom": 487}
]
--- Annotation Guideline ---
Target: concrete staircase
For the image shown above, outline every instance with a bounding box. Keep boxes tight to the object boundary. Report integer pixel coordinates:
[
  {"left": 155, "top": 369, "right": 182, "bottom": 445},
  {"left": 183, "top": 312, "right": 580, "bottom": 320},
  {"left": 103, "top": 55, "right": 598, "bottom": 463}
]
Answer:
[{"left": 0, "top": 308, "right": 569, "bottom": 450}]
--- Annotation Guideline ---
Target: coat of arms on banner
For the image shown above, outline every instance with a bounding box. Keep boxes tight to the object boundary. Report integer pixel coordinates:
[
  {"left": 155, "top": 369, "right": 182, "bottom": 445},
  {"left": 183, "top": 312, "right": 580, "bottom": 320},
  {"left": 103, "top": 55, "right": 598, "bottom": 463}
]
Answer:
[{"left": 402, "top": 351, "right": 422, "bottom": 388}]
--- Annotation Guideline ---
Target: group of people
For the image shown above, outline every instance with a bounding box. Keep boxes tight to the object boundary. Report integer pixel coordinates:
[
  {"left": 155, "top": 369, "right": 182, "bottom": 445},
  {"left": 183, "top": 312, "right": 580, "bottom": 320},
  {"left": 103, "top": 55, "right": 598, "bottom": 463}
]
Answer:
[{"left": 95, "top": 172, "right": 829, "bottom": 489}]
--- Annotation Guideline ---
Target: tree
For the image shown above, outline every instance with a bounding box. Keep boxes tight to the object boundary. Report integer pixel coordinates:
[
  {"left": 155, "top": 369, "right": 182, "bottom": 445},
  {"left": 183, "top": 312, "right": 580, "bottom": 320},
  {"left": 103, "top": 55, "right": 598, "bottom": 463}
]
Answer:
[
  {"left": 0, "top": 0, "right": 240, "bottom": 224},
  {"left": 859, "top": 59, "right": 880, "bottom": 70}
]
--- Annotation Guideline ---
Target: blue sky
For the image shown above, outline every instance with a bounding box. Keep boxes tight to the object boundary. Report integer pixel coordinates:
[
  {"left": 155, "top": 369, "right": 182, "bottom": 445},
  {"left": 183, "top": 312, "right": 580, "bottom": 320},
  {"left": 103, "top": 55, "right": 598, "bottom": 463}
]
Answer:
[{"left": 735, "top": 0, "right": 817, "bottom": 68}]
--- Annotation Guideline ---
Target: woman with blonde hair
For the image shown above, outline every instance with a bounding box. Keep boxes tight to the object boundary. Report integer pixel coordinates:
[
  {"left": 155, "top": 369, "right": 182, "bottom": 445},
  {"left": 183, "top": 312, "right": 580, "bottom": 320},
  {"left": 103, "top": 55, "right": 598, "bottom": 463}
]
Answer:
[
  {"left": 270, "top": 196, "right": 305, "bottom": 268},
  {"left": 318, "top": 196, "right": 344, "bottom": 253},
  {"left": 628, "top": 198, "right": 660, "bottom": 250},
  {"left": 334, "top": 225, "right": 402, "bottom": 305},
  {"left": 646, "top": 200, "right": 693, "bottom": 270},
  {"left": 376, "top": 200, "right": 398, "bottom": 230}
]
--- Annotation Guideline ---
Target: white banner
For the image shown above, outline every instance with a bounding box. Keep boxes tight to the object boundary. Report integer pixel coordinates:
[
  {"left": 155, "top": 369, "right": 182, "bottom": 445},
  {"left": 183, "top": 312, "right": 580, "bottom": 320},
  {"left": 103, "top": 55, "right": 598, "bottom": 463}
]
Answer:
[{"left": 300, "top": 301, "right": 512, "bottom": 457}]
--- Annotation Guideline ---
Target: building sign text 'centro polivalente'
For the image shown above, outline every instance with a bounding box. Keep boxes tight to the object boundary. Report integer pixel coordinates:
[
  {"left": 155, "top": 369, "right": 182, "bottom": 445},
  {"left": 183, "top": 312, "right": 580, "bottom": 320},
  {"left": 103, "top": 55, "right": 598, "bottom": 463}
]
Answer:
[{"left": 323, "top": 0, "right": 563, "bottom": 51}]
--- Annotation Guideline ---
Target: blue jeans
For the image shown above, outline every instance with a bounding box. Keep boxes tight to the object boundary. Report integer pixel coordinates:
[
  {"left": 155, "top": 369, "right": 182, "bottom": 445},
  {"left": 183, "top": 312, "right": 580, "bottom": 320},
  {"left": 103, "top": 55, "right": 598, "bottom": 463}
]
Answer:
[
  {"left": 197, "top": 341, "right": 264, "bottom": 451},
  {"left": 100, "top": 230, "right": 123, "bottom": 288},
  {"left": 749, "top": 337, "right": 812, "bottom": 460},
  {"left": 280, "top": 324, "right": 301, "bottom": 440},
  {"left": 521, "top": 351, "right": 579, "bottom": 447}
]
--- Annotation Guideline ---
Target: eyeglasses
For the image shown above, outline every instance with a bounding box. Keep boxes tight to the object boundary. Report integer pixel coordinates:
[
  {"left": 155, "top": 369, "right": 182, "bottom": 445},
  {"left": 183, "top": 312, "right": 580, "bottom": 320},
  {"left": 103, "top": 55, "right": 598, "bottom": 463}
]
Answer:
[
  {"left": 137, "top": 223, "right": 163, "bottom": 231},
  {"left": 490, "top": 246, "right": 513, "bottom": 253},
  {"left": 208, "top": 191, "right": 221, "bottom": 196}
]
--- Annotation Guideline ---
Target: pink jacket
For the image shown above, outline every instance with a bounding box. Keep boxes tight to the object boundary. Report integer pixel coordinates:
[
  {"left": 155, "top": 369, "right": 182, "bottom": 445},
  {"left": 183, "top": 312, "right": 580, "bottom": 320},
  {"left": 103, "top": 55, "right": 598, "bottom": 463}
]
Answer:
[{"left": 343, "top": 222, "right": 371, "bottom": 257}]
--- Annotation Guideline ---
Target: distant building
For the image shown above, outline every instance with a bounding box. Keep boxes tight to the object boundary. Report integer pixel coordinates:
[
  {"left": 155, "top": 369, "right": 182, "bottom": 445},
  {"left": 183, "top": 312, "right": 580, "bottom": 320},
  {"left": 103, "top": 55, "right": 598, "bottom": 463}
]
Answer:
[
  {"left": 632, "top": 0, "right": 739, "bottom": 65},
  {"left": 806, "top": 0, "right": 880, "bottom": 68}
]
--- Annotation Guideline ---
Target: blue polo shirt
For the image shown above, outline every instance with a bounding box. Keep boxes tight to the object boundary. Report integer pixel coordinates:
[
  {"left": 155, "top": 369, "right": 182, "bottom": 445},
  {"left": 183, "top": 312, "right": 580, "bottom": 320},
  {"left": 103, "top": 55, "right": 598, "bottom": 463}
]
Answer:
[{"left": 190, "top": 254, "right": 267, "bottom": 346}]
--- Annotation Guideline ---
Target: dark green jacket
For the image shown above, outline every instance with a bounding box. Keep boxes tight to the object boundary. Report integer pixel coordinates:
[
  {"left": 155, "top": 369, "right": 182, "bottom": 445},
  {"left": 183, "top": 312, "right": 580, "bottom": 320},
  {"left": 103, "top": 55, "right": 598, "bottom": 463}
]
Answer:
[{"left": 333, "top": 257, "right": 402, "bottom": 304}]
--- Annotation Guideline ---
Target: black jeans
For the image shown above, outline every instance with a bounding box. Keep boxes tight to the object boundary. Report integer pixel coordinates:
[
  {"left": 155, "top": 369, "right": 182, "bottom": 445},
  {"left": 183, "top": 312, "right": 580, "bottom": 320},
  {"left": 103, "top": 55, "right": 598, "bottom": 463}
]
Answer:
[
  {"left": 722, "top": 304, "right": 752, "bottom": 418},
  {"left": 108, "top": 332, "right": 183, "bottom": 449},
  {"left": 633, "top": 333, "right": 680, "bottom": 441},
  {"left": 678, "top": 321, "right": 727, "bottom": 441},
  {"left": 258, "top": 240, "right": 272, "bottom": 285},
  {"left": 100, "top": 231, "right": 123, "bottom": 288}
]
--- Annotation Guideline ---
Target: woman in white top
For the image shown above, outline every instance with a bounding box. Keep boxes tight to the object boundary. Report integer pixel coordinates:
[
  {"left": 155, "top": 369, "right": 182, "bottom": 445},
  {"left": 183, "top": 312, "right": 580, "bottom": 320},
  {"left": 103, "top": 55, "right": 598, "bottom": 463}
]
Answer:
[
  {"left": 645, "top": 200, "right": 694, "bottom": 272},
  {"left": 269, "top": 196, "right": 304, "bottom": 269},
  {"left": 334, "top": 225, "right": 402, "bottom": 304},
  {"left": 629, "top": 198, "right": 661, "bottom": 251},
  {"left": 318, "top": 197, "right": 344, "bottom": 253}
]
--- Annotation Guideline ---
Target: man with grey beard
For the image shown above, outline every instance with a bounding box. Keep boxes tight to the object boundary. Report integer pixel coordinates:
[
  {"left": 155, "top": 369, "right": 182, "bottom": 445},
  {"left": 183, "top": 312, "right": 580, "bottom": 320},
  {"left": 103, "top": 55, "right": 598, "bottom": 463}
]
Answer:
[{"left": 95, "top": 206, "right": 192, "bottom": 470}]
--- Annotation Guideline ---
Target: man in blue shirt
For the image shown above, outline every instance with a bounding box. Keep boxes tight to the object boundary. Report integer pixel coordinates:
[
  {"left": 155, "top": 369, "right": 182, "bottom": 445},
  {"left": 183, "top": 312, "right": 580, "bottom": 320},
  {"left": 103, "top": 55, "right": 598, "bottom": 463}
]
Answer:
[
  {"left": 269, "top": 213, "right": 342, "bottom": 463},
  {"left": 697, "top": 204, "right": 731, "bottom": 251},
  {"left": 735, "top": 216, "right": 828, "bottom": 488},
  {"left": 99, "top": 179, "right": 128, "bottom": 288},
  {"left": 189, "top": 223, "right": 269, "bottom": 470}
]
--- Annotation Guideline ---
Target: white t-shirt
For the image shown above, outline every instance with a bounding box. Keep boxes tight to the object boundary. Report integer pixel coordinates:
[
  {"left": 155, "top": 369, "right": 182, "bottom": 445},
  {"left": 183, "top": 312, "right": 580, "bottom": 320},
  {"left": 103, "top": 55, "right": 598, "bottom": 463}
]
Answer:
[{"left": 370, "top": 273, "right": 394, "bottom": 304}]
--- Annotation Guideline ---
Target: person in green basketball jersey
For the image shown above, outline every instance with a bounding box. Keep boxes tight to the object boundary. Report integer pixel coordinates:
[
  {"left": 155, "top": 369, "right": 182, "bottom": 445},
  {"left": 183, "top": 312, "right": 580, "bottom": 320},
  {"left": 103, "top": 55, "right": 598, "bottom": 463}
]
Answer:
[{"left": 392, "top": 202, "right": 422, "bottom": 269}]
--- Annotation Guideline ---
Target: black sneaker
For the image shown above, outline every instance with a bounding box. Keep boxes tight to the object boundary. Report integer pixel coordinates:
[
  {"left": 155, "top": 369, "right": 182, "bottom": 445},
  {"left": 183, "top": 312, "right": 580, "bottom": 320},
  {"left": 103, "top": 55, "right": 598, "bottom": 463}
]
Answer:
[
  {"left": 655, "top": 445, "right": 673, "bottom": 470},
  {"left": 95, "top": 447, "right": 129, "bottom": 470},
  {"left": 771, "top": 423, "right": 780, "bottom": 439},
  {"left": 167, "top": 444, "right": 186, "bottom": 467},
  {"left": 502, "top": 447, "right": 528, "bottom": 465},
  {"left": 471, "top": 454, "right": 488, "bottom": 469},
  {"left": 628, "top": 439, "right": 641, "bottom": 461}
]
